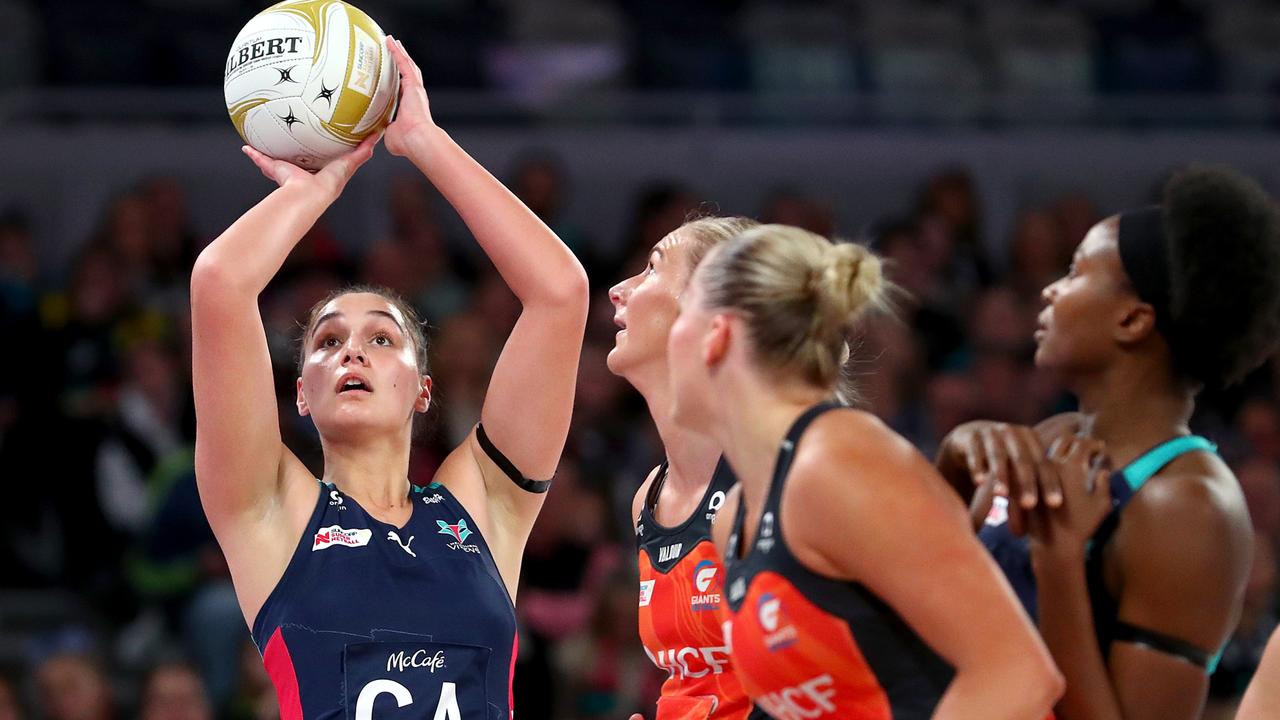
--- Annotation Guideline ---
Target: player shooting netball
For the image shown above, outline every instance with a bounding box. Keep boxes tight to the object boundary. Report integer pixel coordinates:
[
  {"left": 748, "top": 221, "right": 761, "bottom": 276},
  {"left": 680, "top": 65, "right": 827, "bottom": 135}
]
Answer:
[{"left": 191, "top": 36, "right": 587, "bottom": 720}]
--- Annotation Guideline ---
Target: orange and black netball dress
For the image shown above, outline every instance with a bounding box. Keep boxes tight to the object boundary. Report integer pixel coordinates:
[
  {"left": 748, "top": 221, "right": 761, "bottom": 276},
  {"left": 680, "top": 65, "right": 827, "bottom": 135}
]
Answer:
[
  {"left": 636, "top": 458, "right": 761, "bottom": 720},
  {"left": 722, "top": 403, "right": 954, "bottom": 720}
]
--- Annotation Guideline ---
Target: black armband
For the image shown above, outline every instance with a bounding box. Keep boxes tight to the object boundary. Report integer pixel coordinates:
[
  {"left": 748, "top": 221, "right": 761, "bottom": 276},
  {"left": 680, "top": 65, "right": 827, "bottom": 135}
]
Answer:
[
  {"left": 1113, "top": 621, "right": 1214, "bottom": 670},
  {"left": 476, "top": 423, "right": 552, "bottom": 494}
]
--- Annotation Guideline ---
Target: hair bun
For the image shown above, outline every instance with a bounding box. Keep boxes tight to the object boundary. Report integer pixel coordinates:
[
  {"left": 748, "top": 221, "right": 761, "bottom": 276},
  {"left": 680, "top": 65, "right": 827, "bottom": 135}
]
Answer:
[
  {"left": 696, "top": 224, "right": 893, "bottom": 392},
  {"left": 816, "top": 241, "right": 884, "bottom": 326}
]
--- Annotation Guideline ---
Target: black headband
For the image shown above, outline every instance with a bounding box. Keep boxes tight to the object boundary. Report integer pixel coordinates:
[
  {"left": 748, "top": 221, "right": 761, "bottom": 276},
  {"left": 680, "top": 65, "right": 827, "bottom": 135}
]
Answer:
[{"left": 1117, "top": 206, "right": 1174, "bottom": 339}]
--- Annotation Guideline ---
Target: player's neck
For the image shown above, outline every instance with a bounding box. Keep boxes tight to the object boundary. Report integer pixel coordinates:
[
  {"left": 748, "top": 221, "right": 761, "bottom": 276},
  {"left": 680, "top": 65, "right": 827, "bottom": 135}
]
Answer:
[
  {"left": 320, "top": 431, "right": 414, "bottom": 510},
  {"left": 716, "top": 371, "right": 828, "bottom": 520},
  {"left": 1073, "top": 358, "right": 1194, "bottom": 466},
  {"left": 635, "top": 366, "right": 721, "bottom": 494}
]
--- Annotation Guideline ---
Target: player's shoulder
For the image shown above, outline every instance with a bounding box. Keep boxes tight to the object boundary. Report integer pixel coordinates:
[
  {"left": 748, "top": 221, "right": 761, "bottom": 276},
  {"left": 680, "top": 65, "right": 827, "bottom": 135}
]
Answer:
[
  {"left": 1116, "top": 454, "right": 1251, "bottom": 597},
  {"left": 803, "top": 405, "right": 909, "bottom": 448},
  {"left": 791, "top": 407, "right": 924, "bottom": 487},
  {"left": 1125, "top": 455, "right": 1249, "bottom": 549},
  {"left": 782, "top": 406, "right": 948, "bottom": 545}
]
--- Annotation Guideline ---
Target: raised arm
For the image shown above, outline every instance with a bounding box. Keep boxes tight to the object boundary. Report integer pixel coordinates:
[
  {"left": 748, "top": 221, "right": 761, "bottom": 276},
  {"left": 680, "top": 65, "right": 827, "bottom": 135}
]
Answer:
[
  {"left": 190, "top": 139, "right": 375, "bottom": 595},
  {"left": 382, "top": 37, "right": 589, "bottom": 527},
  {"left": 787, "top": 411, "right": 1063, "bottom": 720}
]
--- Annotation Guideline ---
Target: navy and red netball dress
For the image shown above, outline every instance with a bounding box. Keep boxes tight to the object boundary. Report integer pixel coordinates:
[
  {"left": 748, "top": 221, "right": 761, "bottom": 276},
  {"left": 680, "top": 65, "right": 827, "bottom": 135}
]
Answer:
[{"left": 251, "top": 474, "right": 517, "bottom": 720}]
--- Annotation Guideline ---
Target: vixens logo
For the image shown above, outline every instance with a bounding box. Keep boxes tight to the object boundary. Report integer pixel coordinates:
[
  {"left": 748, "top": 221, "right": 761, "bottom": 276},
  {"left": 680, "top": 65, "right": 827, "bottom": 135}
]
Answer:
[{"left": 437, "top": 519, "right": 480, "bottom": 553}]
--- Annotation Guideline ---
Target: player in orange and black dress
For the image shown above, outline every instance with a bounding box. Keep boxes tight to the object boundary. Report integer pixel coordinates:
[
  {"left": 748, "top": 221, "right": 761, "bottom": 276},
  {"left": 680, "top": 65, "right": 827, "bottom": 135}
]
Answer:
[
  {"left": 635, "top": 458, "right": 755, "bottom": 720},
  {"left": 608, "top": 217, "right": 763, "bottom": 720},
  {"left": 720, "top": 400, "right": 957, "bottom": 720},
  {"left": 667, "top": 224, "right": 1064, "bottom": 719}
]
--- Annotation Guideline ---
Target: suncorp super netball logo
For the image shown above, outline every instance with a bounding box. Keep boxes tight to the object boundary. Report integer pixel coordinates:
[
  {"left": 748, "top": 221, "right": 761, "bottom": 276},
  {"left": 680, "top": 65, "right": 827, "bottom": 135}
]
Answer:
[
  {"left": 758, "top": 593, "right": 799, "bottom": 652},
  {"left": 313, "top": 525, "right": 372, "bottom": 552},
  {"left": 690, "top": 560, "right": 721, "bottom": 612}
]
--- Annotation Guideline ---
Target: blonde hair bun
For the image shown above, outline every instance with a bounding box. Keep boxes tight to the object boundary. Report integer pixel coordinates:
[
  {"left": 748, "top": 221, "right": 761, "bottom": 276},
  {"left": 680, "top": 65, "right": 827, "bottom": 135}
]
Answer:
[
  {"left": 698, "top": 224, "right": 892, "bottom": 391},
  {"left": 818, "top": 241, "right": 884, "bottom": 327}
]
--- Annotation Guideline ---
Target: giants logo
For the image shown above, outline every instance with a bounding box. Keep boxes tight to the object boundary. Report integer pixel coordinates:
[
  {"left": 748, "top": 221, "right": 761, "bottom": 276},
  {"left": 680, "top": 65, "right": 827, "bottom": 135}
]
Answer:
[
  {"left": 690, "top": 560, "right": 720, "bottom": 612},
  {"left": 758, "top": 593, "right": 799, "bottom": 652},
  {"left": 759, "top": 595, "right": 781, "bottom": 632},
  {"left": 755, "top": 674, "right": 838, "bottom": 720},
  {"left": 644, "top": 644, "right": 731, "bottom": 680},
  {"left": 313, "top": 525, "right": 372, "bottom": 552}
]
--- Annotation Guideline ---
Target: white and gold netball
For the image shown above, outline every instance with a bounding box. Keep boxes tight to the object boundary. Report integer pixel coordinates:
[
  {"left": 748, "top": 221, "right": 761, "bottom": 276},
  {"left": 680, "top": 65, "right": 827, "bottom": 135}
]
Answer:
[{"left": 224, "top": 0, "right": 398, "bottom": 171}]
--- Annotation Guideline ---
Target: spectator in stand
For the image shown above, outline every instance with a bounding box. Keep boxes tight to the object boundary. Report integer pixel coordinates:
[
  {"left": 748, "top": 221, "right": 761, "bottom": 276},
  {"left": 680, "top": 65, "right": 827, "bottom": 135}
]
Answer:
[
  {"left": 139, "top": 177, "right": 201, "bottom": 312},
  {"left": 0, "top": 676, "right": 23, "bottom": 720},
  {"left": 0, "top": 209, "right": 38, "bottom": 324},
  {"left": 512, "top": 151, "right": 588, "bottom": 258},
  {"left": 381, "top": 173, "right": 471, "bottom": 323},
  {"left": 1008, "top": 209, "right": 1071, "bottom": 306},
  {"left": 869, "top": 216, "right": 966, "bottom": 371},
  {"left": 555, "top": 569, "right": 662, "bottom": 720},
  {"left": 34, "top": 650, "right": 115, "bottom": 720},
  {"left": 516, "top": 460, "right": 621, "bottom": 719},
  {"left": 916, "top": 168, "right": 993, "bottom": 293},
  {"left": 1238, "top": 398, "right": 1280, "bottom": 464},
  {"left": 760, "top": 186, "right": 835, "bottom": 238},
  {"left": 615, "top": 182, "right": 700, "bottom": 280},
  {"left": 139, "top": 662, "right": 212, "bottom": 720}
]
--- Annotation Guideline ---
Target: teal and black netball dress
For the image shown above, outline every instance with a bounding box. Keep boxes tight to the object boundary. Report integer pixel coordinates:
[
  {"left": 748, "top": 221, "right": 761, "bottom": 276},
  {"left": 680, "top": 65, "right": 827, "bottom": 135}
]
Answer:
[{"left": 979, "top": 435, "right": 1224, "bottom": 672}]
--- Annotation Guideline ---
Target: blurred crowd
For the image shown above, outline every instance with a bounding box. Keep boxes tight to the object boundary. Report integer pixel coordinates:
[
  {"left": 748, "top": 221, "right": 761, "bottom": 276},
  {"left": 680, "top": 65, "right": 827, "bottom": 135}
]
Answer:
[
  {"left": 1, "top": 154, "right": 1279, "bottom": 720},
  {"left": 4, "top": 0, "right": 1280, "bottom": 98}
]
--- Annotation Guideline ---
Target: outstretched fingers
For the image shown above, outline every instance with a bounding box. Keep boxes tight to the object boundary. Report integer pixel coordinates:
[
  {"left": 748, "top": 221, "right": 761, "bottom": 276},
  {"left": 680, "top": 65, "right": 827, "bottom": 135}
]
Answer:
[
  {"left": 242, "top": 145, "right": 279, "bottom": 182},
  {"left": 385, "top": 35, "right": 423, "bottom": 86},
  {"left": 240, "top": 144, "right": 310, "bottom": 187}
]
